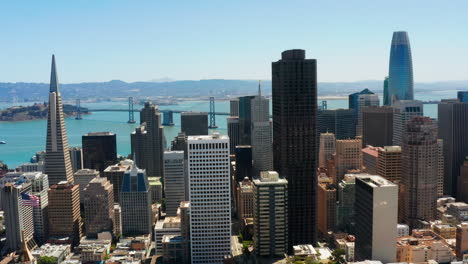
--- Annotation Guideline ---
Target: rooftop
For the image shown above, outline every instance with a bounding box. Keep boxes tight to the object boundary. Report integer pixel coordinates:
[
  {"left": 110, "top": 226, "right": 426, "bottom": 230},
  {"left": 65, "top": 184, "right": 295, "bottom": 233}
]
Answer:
[
  {"left": 188, "top": 132, "right": 228, "bottom": 141},
  {"left": 84, "top": 132, "right": 115, "bottom": 136},
  {"left": 356, "top": 174, "right": 396, "bottom": 188}
]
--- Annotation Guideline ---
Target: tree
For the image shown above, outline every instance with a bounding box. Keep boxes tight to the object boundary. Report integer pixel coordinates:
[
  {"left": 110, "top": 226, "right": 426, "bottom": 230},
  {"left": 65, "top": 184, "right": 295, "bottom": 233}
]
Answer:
[
  {"left": 330, "top": 248, "right": 346, "bottom": 264},
  {"left": 38, "top": 256, "right": 57, "bottom": 264}
]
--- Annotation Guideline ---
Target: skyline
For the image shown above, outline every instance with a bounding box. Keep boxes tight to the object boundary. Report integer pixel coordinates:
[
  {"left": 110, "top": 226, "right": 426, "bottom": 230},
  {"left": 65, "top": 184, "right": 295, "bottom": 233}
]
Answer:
[{"left": 1, "top": 1, "right": 468, "bottom": 83}]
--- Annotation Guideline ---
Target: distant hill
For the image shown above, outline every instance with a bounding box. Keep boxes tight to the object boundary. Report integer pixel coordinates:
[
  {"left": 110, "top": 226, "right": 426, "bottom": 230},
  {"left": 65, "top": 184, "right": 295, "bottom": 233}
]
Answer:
[{"left": 1, "top": 79, "right": 467, "bottom": 101}]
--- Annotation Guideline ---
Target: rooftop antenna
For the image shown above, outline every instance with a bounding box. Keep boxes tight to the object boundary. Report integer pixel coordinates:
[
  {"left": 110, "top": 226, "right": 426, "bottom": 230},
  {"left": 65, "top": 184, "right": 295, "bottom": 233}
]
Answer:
[{"left": 258, "top": 80, "right": 262, "bottom": 96}]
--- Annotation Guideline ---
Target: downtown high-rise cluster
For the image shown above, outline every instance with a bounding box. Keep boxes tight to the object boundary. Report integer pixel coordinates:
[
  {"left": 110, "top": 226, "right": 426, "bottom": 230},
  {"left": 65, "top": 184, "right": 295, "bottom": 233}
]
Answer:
[{"left": 1, "top": 30, "right": 468, "bottom": 264}]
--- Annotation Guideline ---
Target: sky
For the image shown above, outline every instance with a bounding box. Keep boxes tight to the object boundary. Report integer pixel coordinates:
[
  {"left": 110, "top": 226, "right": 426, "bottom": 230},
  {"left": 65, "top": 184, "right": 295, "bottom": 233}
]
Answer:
[{"left": 1, "top": 0, "right": 467, "bottom": 83}]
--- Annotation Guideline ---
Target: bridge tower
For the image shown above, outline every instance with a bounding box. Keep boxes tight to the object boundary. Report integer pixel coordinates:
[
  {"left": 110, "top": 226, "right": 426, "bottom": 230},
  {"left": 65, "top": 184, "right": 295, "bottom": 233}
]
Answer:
[
  {"left": 321, "top": 100, "right": 327, "bottom": 110},
  {"left": 75, "top": 99, "right": 82, "bottom": 120},
  {"left": 208, "top": 96, "right": 218, "bottom": 129},
  {"left": 128, "top": 97, "right": 136, "bottom": 124},
  {"left": 162, "top": 111, "right": 174, "bottom": 126}
]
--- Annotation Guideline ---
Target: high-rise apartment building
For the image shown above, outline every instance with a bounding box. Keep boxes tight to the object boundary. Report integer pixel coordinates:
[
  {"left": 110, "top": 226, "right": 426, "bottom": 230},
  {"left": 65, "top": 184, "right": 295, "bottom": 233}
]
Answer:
[
  {"left": 458, "top": 157, "right": 468, "bottom": 203},
  {"left": 272, "top": 49, "right": 318, "bottom": 246},
  {"left": 355, "top": 175, "right": 397, "bottom": 263},
  {"left": 103, "top": 159, "right": 133, "bottom": 203},
  {"left": 187, "top": 134, "right": 231, "bottom": 263},
  {"left": 120, "top": 165, "right": 152, "bottom": 236},
  {"left": 68, "top": 147, "right": 83, "bottom": 173},
  {"left": 44, "top": 55, "right": 74, "bottom": 185},
  {"left": 317, "top": 183, "right": 336, "bottom": 237},
  {"left": 377, "top": 146, "right": 402, "bottom": 183},
  {"left": 236, "top": 177, "right": 254, "bottom": 219},
  {"left": 1, "top": 182, "right": 34, "bottom": 252},
  {"left": 181, "top": 112, "right": 208, "bottom": 136},
  {"left": 388, "top": 31, "right": 414, "bottom": 102},
  {"left": 438, "top": 99, "right": 468, "bottom": 197},
  {"left": 163, "top": 151, "right": 186, "bottom": 216},
  {"left": 131, "top": 102, "right": 164, "bottom": 177},
  {"left": 317, "top": 109, "right": 356, "bottom": 140},
  {"left": 362, "top": 106, "right": 393, "bottom": 147},
  {"left": 253, "top": 171, "right": 288, "bottom": 257},
  {"left": 83, "top": 177, "right": 114, "bottom": 238},
  {"left": 82, "top": 132, "right": 117, "bottom": 173},
  {"left": 335, "top": 139, "right": 362, "bottom": 183},
  {"left": 319, "top": 133, "right": 336, "bottom": 168},
  {"left": 392, "top": 100, "right": 423, "bottom": 146},
  {"left": 401, "top": 117, "right": 439, "bottom": 228},
  {"left": 227, "top": 116, "right": 240, "bottom": 154},
  {"left": 48, "top": 181, "right": 82, "bottom": 245}
]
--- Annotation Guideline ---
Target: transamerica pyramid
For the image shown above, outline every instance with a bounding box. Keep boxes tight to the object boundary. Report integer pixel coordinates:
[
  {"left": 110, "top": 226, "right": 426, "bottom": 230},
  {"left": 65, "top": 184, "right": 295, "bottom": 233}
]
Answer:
[{"left": 44, "top": 55, "right": 74, "bottom": 185}]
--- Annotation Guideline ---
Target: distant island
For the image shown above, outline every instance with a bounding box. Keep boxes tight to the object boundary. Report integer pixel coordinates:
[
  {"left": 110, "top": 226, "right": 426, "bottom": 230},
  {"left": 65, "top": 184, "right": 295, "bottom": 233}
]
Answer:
[{"left": 0, "top": 103, "right": 89, "bottom": 121}]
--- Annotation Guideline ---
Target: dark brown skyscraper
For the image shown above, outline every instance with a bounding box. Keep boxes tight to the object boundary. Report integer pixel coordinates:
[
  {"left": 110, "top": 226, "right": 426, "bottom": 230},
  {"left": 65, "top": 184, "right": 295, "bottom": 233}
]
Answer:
[
  {"left": 131, "top": 102, "right": 164, "bottom": 177},
  {"left": 82, "top": 132, "right": 117, "bottom": 173},
  {"left": 272, "top": 49, "right": 317, "bottom": 247},
  {"left": 44, "top": 55, "right": 74, "bottom": 185},
  {"left": 362, "top": 106, "right": 394, "bottom": 147},
  {"left": 438, "top": 100, "right": 468, "bottom": 197}
]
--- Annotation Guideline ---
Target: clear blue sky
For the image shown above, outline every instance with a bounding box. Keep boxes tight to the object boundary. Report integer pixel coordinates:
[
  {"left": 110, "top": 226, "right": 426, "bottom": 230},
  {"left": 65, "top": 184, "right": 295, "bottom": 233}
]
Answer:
[{"left": 1, "top": 0, "right": 467, "bottom": 83}]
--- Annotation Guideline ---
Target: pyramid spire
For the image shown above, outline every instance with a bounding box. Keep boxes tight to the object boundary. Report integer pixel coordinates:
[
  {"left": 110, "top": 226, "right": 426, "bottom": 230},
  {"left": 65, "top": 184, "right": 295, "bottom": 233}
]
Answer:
[
  {"left": 258, "top": 80, "right": 262, "bottom": 96},
  {"left": 50, "top": 55, "right": 59, "bottom": 93}
]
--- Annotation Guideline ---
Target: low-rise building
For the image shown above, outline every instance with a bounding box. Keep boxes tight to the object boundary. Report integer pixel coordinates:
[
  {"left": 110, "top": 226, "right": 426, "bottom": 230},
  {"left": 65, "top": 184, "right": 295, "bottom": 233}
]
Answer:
[
  {"left": 31, "top": 244, "right": 71, "bottom": 263},
  {"left": 433, "top": 224, "right": 456, "bottom": 239},
  {"left": 397, "top": 224, "right": 410, "bottom": 237},
  {"left": 396, "top": 229, "right": 456, "bottom": 263},
  {"left": 154, "top": 217, "right": 181, "bottom": 254},
  {"left": 76, "top": 238, "right": 111, "bottom": 263}
]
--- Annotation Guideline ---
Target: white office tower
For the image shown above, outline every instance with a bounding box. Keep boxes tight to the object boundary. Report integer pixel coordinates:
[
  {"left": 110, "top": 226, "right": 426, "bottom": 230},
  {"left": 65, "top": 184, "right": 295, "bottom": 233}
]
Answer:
[
  {"left": 392, "top": 100, "right": 423, "bottom": 146},
  {"left": 251, "top": 93, "right": 273, "bottom": 175},
  {"left": 187, "top": 133, "right": 231, "bottom": 264},
  {"left": 319, "top": 133, "right": 336, "bottom": 168},
  {"left": 25, "top": 172, "right": 49, "bottom": 243},
  {"left": 163, "top": 151, "right": 186, "bottom": 216},
  {"left": 355, "top": 175, "right": 398, "bottom": 263},
  {"left": 356, "top": 93, "right": 380, "bottom": 136}
]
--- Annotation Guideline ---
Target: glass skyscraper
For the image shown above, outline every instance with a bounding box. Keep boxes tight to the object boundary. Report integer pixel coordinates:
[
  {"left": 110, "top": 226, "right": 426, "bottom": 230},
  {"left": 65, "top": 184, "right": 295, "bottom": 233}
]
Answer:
[{"left": 388, "top": 31, "right": 414, "bottom": 102}]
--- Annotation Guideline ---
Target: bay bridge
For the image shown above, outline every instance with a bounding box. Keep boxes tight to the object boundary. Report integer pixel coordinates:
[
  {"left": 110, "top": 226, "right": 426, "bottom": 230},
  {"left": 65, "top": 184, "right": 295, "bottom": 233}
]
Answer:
[{"left": 77, "top": 97, "right": 440, "bottom": 125}]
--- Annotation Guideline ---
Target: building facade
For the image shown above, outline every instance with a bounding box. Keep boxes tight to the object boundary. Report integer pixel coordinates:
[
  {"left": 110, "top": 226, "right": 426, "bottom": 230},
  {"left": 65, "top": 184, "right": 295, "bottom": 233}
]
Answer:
[
  {"left": 181, "top": 112, "right": 208, "bottom": 136},
  {"left": 272, "top": 49, "right": 318, "bottom": 246},
  {"left": 317, "top": 109, "right": 356, "bottom": 140},
  {"left": 82, "top": 132, "right": 117, "bottom": 173},
  {"left": 319, "top": 133, "right": 336, "bottom": 168},
  {"left": 253, "top": 171, "right": 288, "bottom": 257},
  {"left": 163, "top": 151, "right": 186, "bottom": 216},
  {"left": 401, "top": 117, "right": 439, "bottom": 228},
  {"left": 355, "top": 175, "right": 398, "bottom": 263},
  {"left": 362, "top": 106, "right": 393, "bottom": 147},
  {"left": 392, "top": 100, "right": 423, "bottom": 146},
  {"left": 68, "top": 147, "right": 83, "bottom": 173},
  {"left": 187, "top": 134, "right": 231, "bottom": 263},
  {"left": 103, "top": 159, "right": 133, "bottom": 203},
  {"left": 317, "top": 183, "right": 336, "bottom": 237},
  {"left": 335, "top": 139, "right": 362, "bottom": 183},
  {"left": 83, "top": 177, "right": 114, "bottom": 238}
]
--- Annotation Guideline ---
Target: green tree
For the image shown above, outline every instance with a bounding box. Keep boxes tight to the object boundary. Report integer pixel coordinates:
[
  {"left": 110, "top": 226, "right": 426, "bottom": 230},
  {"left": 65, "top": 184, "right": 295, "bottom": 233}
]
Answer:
[
  {"left": 38, "top": 256, "right": 57, "bottom": 264},
  {"left": 330, "top": 248, "right": 346, "bottom": 264}
]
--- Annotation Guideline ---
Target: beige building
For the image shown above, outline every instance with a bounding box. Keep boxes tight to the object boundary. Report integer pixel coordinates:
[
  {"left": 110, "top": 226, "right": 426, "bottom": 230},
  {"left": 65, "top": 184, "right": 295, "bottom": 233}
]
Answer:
[
  {"left": 74, "top": 169, "right": 100, "bottom": 202},
  {"left": 48, "top": 181, "right": 82, "bottom": 245},
  {"left": 377, "top": 146, "right": 402, "bottom": 183},
  {"left": 456, "top": 223, "right": 468, "bottom": 259},
  {"left": 103, "top": 159, "right": 133, "bottom": 203},
  {"left": 83, "top": 177, "right": 115, "bottom": 238},
  {"left": 433, "top": 224, "right": 456, "bottom": 239},
  {"left": 236, "top": 177, "right": 254, "bottom": 219},
  {"left": 335, "top": 139, "right": 362, "bottom": 182},
  {"left": 317, "top": 182, "right": 336, "bottom": 237},
  {"left": 362, "top": 146, "right": 379, "bottom": 174},
  {"left": 396, "top": 229, "right": 456, "bottom": 263},
  {"left": 319, "top": 133, "right": 336, "bottom": 168}
]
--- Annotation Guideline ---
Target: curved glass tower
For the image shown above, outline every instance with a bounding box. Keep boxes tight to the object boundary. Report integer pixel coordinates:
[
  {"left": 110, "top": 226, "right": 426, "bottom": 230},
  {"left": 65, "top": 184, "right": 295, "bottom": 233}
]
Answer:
[{"left": 388, "top": 31, "right": 414, "bottom": 102}]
